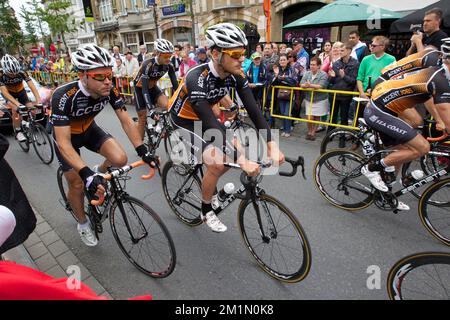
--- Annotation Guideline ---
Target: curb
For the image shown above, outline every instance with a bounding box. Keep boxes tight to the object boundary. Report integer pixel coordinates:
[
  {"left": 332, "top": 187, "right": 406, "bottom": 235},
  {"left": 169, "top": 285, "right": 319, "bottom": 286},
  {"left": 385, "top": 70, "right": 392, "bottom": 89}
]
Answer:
[{"left": 1, "top": 205, "right": 113, "bottom": 299}]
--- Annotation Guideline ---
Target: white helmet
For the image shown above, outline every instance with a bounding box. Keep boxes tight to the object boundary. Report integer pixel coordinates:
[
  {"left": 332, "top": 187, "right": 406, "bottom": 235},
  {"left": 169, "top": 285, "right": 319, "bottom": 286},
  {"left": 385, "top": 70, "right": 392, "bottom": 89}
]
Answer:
[
  {"left": 154, "top": 39, "right": 174, "bottom": 54},
  {"left": 441, "top": 37, "right": 450, "bottom": 59},
  {"left": 1, "top": 54, "right": 21, "bottom": 74},
  {"left": 205, "top": 23, "right": 248, "bottom": 49},
  {"left": 71, "top": 44, "right": 114, "bottom": 71}
]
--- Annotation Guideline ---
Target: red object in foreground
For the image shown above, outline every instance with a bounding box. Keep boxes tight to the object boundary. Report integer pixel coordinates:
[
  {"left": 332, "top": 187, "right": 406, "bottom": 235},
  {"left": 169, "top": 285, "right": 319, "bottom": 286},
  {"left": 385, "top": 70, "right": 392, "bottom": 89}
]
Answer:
[{"left": 0, "top": 261, "right": 152, "bottom": 300}]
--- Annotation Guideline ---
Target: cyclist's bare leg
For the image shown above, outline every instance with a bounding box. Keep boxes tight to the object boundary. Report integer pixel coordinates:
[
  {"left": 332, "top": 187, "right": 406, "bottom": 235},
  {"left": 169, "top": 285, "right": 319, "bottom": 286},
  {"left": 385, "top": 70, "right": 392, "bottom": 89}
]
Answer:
[
  {"left": 399, "top": 107, "right": 423, "bottom": 128},
  {"left": 8, "top": 101, "right": 20, "bottom": 130},
  {"left": 136, "top": 110, "right": 147, "bottom": 140},
  {"left": 96, "top": 138, "right": 128, "bottom": 173},
  {"left": 382, "top": 135, "right": 430, "bottom": 168},
  {"left": 64, "top": 170, "right": 87, "bottom": 223},
  {"left": 156, "top": 94, "right": 169, "bottom": 109},
  {"left": 202, "top": 146, "right": 230, "bottom": 202}
]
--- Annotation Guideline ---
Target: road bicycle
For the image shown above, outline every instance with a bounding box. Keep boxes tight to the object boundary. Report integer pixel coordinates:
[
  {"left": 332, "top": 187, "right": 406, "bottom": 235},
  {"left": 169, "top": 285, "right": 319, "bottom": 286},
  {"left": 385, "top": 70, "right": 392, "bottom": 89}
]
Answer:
[
  {"left": 387, "top": 251, "right": 450, "bottom": 300},
  {"left": 57, "top": 160, "right": 176, "bottom": 278},
  {"left": 161, "top": 155, "right": 311, "bottom": 283},
  {"left": 313, "top": 128, "right": 450, "bottom": 246},
  {"left": 14, "top": 104, "right": 54, "bottom": 164}
]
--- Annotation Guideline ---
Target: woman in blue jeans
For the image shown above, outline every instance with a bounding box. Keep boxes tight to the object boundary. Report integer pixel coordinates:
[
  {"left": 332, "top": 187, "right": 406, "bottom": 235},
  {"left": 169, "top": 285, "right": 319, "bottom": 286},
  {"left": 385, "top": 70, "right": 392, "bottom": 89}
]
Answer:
[{"left": 271, "top": 54, "right": 298, "bottom": 137}]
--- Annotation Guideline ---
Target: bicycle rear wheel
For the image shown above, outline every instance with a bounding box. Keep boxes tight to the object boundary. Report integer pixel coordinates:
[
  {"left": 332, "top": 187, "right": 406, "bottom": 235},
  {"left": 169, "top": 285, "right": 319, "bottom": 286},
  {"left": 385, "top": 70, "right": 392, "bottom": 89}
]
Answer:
[
  {"left": 238, "top": 194, "right": 312, "bottom": 283},
  {"left": 314, "top": 149, "right": 374, "bottom": 210},
  {"left": 320, "top": 128, "right": 361, "bottom": 155},
  {"left": 161, "top": 161, "right": 202, "bottom": 226},
  {"left": 110, "top": 195, "right": 176, "bottom": 278},
  {"left": 387, "top": 252, "right": 450, "bottom": 300},
  {"left": 31, "top": 123, "right": 54, "bottom": 164},
  {"left": 418, "top": 178, "right": 450, "bottom": 246}
]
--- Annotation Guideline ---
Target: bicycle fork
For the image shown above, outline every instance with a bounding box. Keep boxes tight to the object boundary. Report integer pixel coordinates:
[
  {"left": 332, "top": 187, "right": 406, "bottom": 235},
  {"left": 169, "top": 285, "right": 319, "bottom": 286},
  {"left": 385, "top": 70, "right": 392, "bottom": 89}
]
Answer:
[{"left": 251, "top": 190, "right": 277, "bottom": 243}]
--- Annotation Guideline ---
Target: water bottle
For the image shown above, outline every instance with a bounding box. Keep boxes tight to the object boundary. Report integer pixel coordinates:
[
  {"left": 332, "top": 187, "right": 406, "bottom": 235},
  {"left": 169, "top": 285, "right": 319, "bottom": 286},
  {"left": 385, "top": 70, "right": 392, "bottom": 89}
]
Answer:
[
  {"left": 147, "top": 122, "right": 155, "bottom": 132},
  {"left": 217, "top": 183, "right": 235, "bottom": 202},
  {"left": 361, "top": 136, "right": 375, "bottom": 157},
  {"left": 21, "top": 119, "right": 30, "bottom": 129},
  {"left": 402, "top": 170, "right": 424, "bottom": 186},
  {"left": 383, "top": 166, "right": 396, "bottom": 186},
  {"left": 155, "top": 121, "right": 163, "bottom": 134}
]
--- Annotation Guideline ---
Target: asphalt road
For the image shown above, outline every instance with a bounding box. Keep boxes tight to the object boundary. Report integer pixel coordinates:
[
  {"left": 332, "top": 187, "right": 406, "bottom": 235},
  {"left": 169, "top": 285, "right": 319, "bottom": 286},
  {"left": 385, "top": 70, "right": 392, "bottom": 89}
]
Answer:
[{"left": 3, "top": 106, "right": 447, "bottom": 300}]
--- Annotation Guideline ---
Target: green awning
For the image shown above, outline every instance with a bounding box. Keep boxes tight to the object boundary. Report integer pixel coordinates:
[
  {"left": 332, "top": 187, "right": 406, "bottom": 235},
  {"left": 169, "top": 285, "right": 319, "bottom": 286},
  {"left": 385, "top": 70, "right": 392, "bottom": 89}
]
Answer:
[{"left": 283, "top": 0, "right": 404, "bottom": 29}]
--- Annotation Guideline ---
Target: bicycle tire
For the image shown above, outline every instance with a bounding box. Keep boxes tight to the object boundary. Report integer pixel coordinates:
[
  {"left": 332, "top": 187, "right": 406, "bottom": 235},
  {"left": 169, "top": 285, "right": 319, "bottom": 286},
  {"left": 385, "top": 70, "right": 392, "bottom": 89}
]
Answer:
[
  {"left": 320, "top": 127, "right": 361, "bottom": 155},
  {"left": 314, "top": 149, "right": 374, "bottom": 211},
  {"left": 161, "top": 160, "right": 202, "bottom": 226},
  {"left": 237, "top": 193, "right": 312, "bottom": 283},
  {"left": 17, "top": 127, "right": 30, "bottom": 152},
  {"left": 31, "top": 123, "right": 54, "bottom": 164},
  {"left": 109, "top": 195, "right": 176, "bottom": 278},
  {"left": 387, "top": 252, "right": 450, "bottom": 300},
  {"left": 418, "top": 178, "right": 450, "bottom": 246}
]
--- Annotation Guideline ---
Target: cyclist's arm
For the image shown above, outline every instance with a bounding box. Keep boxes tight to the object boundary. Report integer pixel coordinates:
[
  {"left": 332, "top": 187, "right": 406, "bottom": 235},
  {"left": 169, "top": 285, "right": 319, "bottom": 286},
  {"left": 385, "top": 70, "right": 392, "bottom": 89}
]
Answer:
[
  {"left": 435, "top": 102, "right": 450, "bottom": 133},
  {"left": 168, "top": 64, "right": 179, "bottom": 91},
  {"left": 114, "top": 107, "right": 144, "bottom": 148},
  {"left": 26, "top": 79, "right": 41, "bottom": 104},
  {"left": 424, "top": 98, "right": 445, "bottom": 130},
  {"left": 0, "top": 86, "right": 21, "bottom": 107},
  {"left": 53, "top": 126, "right": 87, "bottom": 171}
]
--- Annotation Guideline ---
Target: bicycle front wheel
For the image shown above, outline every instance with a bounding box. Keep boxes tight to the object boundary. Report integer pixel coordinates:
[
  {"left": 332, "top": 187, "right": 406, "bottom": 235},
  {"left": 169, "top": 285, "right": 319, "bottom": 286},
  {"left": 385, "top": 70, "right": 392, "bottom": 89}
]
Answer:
[
  {"left": 314, "top": 149, "right": 374, "bottom": 210},
  {"left": 238, "top": 194, "right": 311, "bottom": 283},
  {"left": 110, "top": 195, "right": 176, "bottom": 278},
  {"left": 320, "top": 127, "right": 361, "bottom": 155},
  {"left": 419, "top": 178, "right": 450, "bottom": 246},
  {"left": 31, "top": 123, "right": 54, "bottom": 164},
  {"left": 387, "top": 252, "right": 450, "bottom": 300}
]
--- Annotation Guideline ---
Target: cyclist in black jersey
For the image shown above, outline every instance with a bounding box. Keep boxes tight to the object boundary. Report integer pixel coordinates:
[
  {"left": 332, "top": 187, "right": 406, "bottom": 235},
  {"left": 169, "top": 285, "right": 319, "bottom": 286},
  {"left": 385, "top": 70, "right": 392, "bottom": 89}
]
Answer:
[
  {"left": 168, "top": 23, "right": 284, "bottom": 232},
  {"left": 0, "top": 54, "right": 41, "bottom": 142},
  {"left": 52, "top": 44, "right": 155, "bottom": 247},
  {"left": 133, "top": 38, "right": 179, "bottom": 140}
]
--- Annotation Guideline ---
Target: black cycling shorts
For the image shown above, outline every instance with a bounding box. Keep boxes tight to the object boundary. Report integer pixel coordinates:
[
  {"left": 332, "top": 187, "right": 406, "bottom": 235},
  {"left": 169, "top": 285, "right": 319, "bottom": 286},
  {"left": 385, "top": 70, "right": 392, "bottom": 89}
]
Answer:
[
  {"left": 54, "top": 122, "right": 113, "bottom": 172},
  {"left": 364, "top": 102, "right": 418, "bottom": 146},
  {"left": 3, "top": 90, "right": 30, "bottom": 105},
  {"left": 134, "top": 86, "right": 164, "bottom": 112}
]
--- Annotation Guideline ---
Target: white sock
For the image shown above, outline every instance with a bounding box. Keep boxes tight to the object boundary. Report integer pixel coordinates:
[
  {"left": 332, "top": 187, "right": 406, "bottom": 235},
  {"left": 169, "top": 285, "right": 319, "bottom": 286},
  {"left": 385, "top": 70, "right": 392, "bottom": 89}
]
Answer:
[{"left": 78, "top": 220, "right": 90, "bottom": 229}]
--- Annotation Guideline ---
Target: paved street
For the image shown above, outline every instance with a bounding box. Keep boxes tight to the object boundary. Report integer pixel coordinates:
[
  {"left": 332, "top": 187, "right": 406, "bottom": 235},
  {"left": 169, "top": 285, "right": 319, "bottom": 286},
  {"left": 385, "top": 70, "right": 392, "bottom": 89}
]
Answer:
[{"left": 3, "top": 106, "right": 447, "bottom": 300}]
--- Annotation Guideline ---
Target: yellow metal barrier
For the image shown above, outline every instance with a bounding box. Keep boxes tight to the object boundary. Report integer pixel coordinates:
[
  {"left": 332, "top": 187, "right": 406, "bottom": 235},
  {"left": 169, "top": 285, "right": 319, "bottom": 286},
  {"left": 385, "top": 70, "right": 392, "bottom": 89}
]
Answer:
[
  {"left": 31, "top": 71, "right": 79, "bottom": 86},
  {"left": 269, "top": 85, "right": 364, "bottom": 130}
]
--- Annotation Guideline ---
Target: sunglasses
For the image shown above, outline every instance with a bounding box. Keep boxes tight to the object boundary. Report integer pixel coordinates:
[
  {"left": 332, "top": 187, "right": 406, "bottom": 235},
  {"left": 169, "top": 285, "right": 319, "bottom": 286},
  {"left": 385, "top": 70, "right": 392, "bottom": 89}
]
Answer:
[
  {"left": 222, "top": 48, "right": 246, "bottom": 59},
  {"left": 370, "top": 43, "right": 382, "bottom": 48},
  {"left": 85, "top": 72, "right": 113, "bottom": 81},
  {"left": 159, "top": 53, "right": 173, "bottom": 58}
]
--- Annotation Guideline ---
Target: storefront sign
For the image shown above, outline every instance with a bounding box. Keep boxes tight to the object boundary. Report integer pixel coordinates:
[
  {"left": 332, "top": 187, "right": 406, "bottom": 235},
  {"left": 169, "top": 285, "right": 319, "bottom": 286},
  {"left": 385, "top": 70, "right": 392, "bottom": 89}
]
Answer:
[{"left": 161, "top": 3, "right": 186, "bottom": 17}]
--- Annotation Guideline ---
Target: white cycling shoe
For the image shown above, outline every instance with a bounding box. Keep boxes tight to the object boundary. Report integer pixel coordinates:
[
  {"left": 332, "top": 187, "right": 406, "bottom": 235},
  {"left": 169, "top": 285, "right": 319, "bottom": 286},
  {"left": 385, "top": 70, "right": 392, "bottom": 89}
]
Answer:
[
  {"left": 396, "top": 202, "right": 410, "bottom": 211},
  {"left": 77, "top": 223, "right": 98, "bottom": 247},
  {"left": 16, "top": 131, "right": 26, "bottom": 142},
  {"left": 201, "top": 211, "right": 227, "bottom": 233},
  {"left": 361, "top": 165, "right": 389, "bottom": 192}
]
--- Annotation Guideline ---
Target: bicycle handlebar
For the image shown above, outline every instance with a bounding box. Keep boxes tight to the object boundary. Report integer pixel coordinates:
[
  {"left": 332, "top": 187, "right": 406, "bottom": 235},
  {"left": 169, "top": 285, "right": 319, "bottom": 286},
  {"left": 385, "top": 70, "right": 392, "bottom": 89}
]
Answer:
[
  {"left": 90, "top": 160, "right": 155, "bottom": 206},
  {"left": 427, "top": 132, "right": 449, "bottom": 143},
  {"left": 279, "top": 156, "right": 306, "bottom": 179}
]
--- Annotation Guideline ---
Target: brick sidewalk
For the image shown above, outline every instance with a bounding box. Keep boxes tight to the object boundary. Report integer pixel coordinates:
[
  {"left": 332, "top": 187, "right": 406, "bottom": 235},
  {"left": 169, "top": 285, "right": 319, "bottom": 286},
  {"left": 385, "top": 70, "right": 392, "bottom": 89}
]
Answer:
[{"left": 1, "top": 208, "right": 113, "bottom": 299}]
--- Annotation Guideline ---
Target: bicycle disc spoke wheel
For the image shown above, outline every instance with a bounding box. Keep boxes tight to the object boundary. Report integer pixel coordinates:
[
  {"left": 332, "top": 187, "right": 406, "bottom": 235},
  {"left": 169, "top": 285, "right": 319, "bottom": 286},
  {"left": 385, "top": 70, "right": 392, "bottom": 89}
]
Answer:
[
  {"left": 419, "top": 179, "right": 450, "bottom": 246},
  {"left": 387, "top": 252, "right": 450, "bottom": 300},
  {"left": 238, "top": 194, "right": 311, "bottom": 283},
  {"left": 110, "top": 196, "right": 176, "bottom": 278},
  {"left": 31, "top": 123, "right": 54, "bottom": 164},
  {"left": 314, "top": 150, "right": 374, "bottom": 210},
  {"left": 162, "top": 161, "right": 202, "bottom": 226},
  {"left": 320, "top": 128, "right": 361, "bottom": 155}
]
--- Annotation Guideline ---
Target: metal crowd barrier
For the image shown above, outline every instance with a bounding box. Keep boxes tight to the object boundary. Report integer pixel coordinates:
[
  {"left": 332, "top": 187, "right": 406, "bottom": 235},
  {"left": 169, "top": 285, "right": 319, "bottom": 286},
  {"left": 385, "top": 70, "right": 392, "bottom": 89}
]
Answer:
[{"left": 269, "top": 85, "right": 364, "bottom": 130}]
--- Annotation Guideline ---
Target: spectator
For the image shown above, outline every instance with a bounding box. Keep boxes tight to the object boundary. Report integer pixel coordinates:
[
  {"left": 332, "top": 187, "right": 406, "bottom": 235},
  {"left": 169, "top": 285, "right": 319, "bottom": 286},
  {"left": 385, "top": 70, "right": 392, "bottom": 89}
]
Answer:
[
  {"left": 300, "top": 57, "right": 329, "bottom": 141},
  {"left": 113, "top": 58, "right": 127, "bottom": 78},
  {"left": 272, "top": 54, "right": 298, "bottom": 137},
  {"left": 407, "top": 7, "right": 448, "bottom": 55},
  {"left": 137, "top": 45, "right": 147, "bottom": 66},
  {"left": 112, "top": 45, "right": 124, "bottom": 66},
  {"left": 262, "top": 43, "right": 279, "bottom": 72},
  {"left": 272, "top": 43, "right": 279, "bottom": 56},
  {"left": 324, "top": 41, "right": 343, "bottom": 73},
  {"left": 179, "top": 51, "right": 196, "bottom": 78},
  {"left": 357, "top": 36, "right": 396, "bottom": 102},
  {"left": 327, "top": 42, "right": 359, "bottom": 147},
  {"left": 349, "top": 30, "right": 370, "bottom": 63},
  {"left": 123, "top": 51, "right": 139, "bottom": 78},
  {"left": 279, "top": 44, "right": 288, "bottom": 55},
  {"left": 255, "top": 43, "right": 263, "bottom": 54},
  {"left": 246, "top": 51, "right": 268, "bottom": 109},
  {"left": 242, "top": 54, "right": 252, "bottom": 74},
  {"left": 319, "top": 41, "right": 332, "bottom": 72},
  {"left": 195, "top": 48, "right": 209, "bottom": 64},
  {"left": 292, "top": 39, "right": 309, "bottom": 77},
  {"left": 171, "top": 45, "right": 182, "bottom": 76}
]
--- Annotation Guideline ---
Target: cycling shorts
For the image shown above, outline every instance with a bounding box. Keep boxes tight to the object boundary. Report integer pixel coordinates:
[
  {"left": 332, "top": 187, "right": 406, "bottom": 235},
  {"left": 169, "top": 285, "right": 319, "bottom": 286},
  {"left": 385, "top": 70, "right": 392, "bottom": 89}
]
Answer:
[
  {"left": 364, "top": 102, "right": 418, "bottom": 146},
  {"left": 134, "top": 86, "right": 163, "bottom": 112},
  {"left": 54, "top": 122, "right": 113, "bottom": 172}
]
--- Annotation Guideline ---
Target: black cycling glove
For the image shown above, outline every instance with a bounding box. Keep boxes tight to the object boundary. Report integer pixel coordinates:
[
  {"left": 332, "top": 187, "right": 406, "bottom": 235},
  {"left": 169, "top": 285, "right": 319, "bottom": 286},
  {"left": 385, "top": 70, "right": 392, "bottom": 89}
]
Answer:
[
  {"left": 79, "top": 166, "right": 107, "bottom": 197},
  {"left": 136, "top": 144, "right": 158, "bottom": 167}
]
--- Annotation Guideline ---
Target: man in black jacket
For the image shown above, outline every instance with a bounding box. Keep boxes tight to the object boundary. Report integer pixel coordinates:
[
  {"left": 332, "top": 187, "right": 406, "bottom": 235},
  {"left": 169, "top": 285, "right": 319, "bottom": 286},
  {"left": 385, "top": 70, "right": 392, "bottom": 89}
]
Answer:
[
  {"left": 246, "top": 52, "right": 268, "bottom": 109},
  {"left": 327, "top": 42, "right": 360, "bottom": 146}
]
